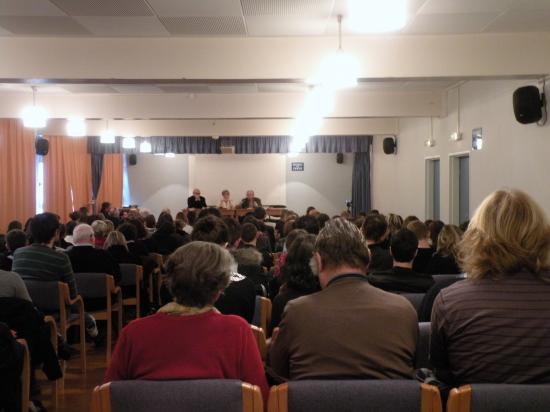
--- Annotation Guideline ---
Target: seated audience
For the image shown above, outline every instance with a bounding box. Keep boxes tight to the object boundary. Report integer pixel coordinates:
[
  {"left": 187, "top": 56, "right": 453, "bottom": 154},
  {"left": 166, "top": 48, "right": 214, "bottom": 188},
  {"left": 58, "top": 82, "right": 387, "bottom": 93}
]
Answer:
[
  {"left": 403, "top": 215, "right": 419, "bottom": 228},
  {"left": 426, "top": 225, "right": 462, "bottom": 274},
  {"left": 218, "top": 189, "right": 235, "bottom": 209},
  {"left": 317, "top": 213, "right": 330, "bottom": 229},
  {"left": 223, "top": 217, "right": 241, "bottom": 250},
  {"left": 232, "top": 248, "right": 269, "bottom": 296},
  {"left": 294, "top": 214, "right": 320, "bottom": 235},
  {"left": 144, "top": 214, "right": 156, "bottom": 237},
  {"left": 7, "top": 220, "right": 22, "bottom": 232},
  {"left": 0, "top": 269, "right": 31, "bottom": 301},
  {"left": 104, "top": 231, "right": 142, "bottom": 266},
  {"left": 253, "top": 207, "right": 275, "bottom": 249},
  {"left": 91, "top": 220, "right": 110, "bottom": 249},
  {"left": 238, "top": 223, "right": 273, "bottom": 268},
  {"left": 270, "top": 218, "right": 417, "bottom": 380},
  {"left": 198, "top": 207, "right": 222, "bottom": 219},
  {"left": 269, "top": 234, "right": 319, "bottom": 335},
  {"left": 387, "top": 213, "right": 403, "bottom": 235},
  {"left": 369, "top": 229, "right": 434, "bottom": 293},
  {"left": 60, "top": 220, "right": 77, "bottom": 249},
  {"left": 191, "top": 216, "right": 256, "bottom": 323},
  {"left": 187, "top": 188, "right": 207, "bottom": 209},
  {"left": 407, "top": 220, "right": 435, "bottom": 273},
  {"left": 12, "top": 213, "right": 98, "bottom": 337},
  {"left": 431, "top": 189, "right": 550, "bottom": 386},
  {"left": 105, "top": 241, "right": 268, "bottom": 401},
  {"left": 0, "top": 229, "right": 27, "bottom": 271},
  {"left": 152, "top": 213, "right": 187, "bottom": 255},
  {"left": 239, "top": 190, "right": 262, "bottom": 209},
  {"left": 428, "top": 220, "right": 445, "bottom": 249},
  {"left": 67, "top": 224, "right": 122, "bottom": 285},
  {"left": 362, "top": 214, "right": 393, "bottom": 272}
]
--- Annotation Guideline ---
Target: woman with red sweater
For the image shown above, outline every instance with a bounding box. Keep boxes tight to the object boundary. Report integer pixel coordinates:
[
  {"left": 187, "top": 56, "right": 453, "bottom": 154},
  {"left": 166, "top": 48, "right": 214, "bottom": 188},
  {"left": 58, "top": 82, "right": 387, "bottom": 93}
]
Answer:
[{"left": 104, "top": 241, "right": 269, "bottom": 402}]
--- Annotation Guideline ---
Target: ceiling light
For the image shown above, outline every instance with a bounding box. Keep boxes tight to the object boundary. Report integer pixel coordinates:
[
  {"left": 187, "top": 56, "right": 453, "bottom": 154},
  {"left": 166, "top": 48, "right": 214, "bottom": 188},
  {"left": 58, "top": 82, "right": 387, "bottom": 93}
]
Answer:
[
  {"left": 66, "top": 117, "right": 86, "bottom": 137},
  {"left": 312, "top": 15, "right": 359, "bottom": 91},
  {"left": 165, "top": 152, "right": 175, "bottom": 158},
  {"left": 122, "top": 136, "right": 136, "bottom": 149},
  {"left": 347, "top": 0, "right": 408, "bottom": 33},
  {"left": 424, "top": 117, "right": 436, "bottom": 147},
  {"left": 99, "top": 119, "right": 115, "bottom": 144},
  {"left": 140, "top": 141, "right": 152, "bottom": 153},
  {"left": 21, "top": 86, "right": 48, "bottom": 128}
]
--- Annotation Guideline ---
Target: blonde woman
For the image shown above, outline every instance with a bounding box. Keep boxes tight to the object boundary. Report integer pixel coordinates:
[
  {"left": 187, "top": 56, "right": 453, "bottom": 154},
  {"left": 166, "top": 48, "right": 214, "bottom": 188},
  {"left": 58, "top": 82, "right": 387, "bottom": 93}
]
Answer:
[
  {"left": 425, "top": 225, "right": 463, "bottom": 274},
  {"left": 104, "top": 230, "right": 141, "bottom": 266},
  {"left": 387, "top": 213, "right": 403, "bottom": 235},
  {"left": 430, "top": 189, "right": 550, "bottom": 386}
]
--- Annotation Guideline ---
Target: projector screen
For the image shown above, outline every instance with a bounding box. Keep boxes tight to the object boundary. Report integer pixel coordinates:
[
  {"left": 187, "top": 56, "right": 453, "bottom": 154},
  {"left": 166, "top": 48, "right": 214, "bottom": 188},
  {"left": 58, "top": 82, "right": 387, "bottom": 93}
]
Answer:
[{"left": 188, "top": 154, "right": 286, "bottom": 207}]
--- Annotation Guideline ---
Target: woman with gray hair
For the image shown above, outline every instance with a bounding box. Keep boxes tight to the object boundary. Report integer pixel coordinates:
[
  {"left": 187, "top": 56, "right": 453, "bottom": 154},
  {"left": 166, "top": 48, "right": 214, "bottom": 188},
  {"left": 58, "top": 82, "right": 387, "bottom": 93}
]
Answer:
[{"left": 104, "top": 241, "right": 269, "bottom": 401}]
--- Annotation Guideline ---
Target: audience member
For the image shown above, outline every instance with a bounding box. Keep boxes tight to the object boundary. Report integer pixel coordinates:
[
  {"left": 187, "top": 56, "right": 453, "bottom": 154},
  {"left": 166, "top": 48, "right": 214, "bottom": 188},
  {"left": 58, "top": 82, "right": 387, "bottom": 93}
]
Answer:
[
  {"left": 294, "top": 214, "right": 320, "bottom": 235},
  {"left": 403, "top": 215, "right": 419, "bottom": 228},
  {"left": 91, "top": 220, "right": 110, "bottom": 249},
  {"left": 362, "top": 214, "right": 393, "bottom": 272},
  {"left": 426, "top": 225, "right": 462, "bottom": 274},
  {"left": 239, "top": 190, "right": 262, "bottom": 209},
  {"left": 223, "top": 217, "right": 241, "bottom": 249},
  {"left": 152, "top": 214, "right": 187, "bottom": 255},
  {"left": 407, "top": 220, "right": 435, "bottom": 273},
  {"left": 369, "top": 229, "right": 434, "bottom": 293},
  {"left": 144, "top": 214, "right": 156, "bottom": 237},
  {"left": 238, "top": 223, "right": 273, "bottom": 268},
  {"left": 191, "top": 216, "right": 256, "bottom": 323},
  {"left": 6, "top": 220, "right": 22, "bottom": 232},
  {"left": 232, "top": 248, "right": 269, "bottom": 296},
  {"left": 0, "top": 230, "right": 27, "bottom": 271},
  {"left": 219, "top": 189, "right": 235, "bottom": 209},
  {"left": 198, "top": 207, "right": 222, "bottom": 219},
  {"left": 0, "top": 269, "right": 31, "bottom": 301},
  {"left": 253, "top": 207, "right": 276, "bottom": 248},
  {"left": 270, "top": 218, "right": 417, "bottom": 380},
  {"left": 269, "top": 234, "right": 319, "bottom": 335},
  {"left": 428, "top": 220, "right": 445, "bottom": 249},
  {"left": 387, "top": 213, "right": 403, "bottom": 234},
  {"left": 104, "top": 241, "right": 269, "bottom": 401},
  {"left": 316, "top": 213, "right": 330, "bottom": 229},
  {"left": 187, "top": 188, "right": 207, "bottom": 209},
  {"left": 67, "top": 224, "right": 122, "bottom": 285},
  {"left": 61, "top": 220, "right": 77, "bottom": 249},
  {"left": 104, "top": 231, "right": 142, "bottom": 266},
  {"left": 431, "top": 189, "right": 550, "bottom": 385}
]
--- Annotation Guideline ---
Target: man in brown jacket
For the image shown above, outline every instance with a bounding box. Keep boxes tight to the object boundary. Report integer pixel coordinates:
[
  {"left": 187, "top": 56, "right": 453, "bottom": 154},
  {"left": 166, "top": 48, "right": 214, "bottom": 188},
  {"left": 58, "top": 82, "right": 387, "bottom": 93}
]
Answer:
[{"left": 270, "top": 218, "right": 418, "bottom": 380}]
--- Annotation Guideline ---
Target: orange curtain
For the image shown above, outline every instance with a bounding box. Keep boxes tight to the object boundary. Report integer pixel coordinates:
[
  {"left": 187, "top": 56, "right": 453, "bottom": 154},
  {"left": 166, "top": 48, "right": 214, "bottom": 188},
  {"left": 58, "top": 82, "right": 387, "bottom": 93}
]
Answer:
[
  {"left": 96, "top": 154, "right": 123, "bottom": 209},
  {"left": 0, "top": 119, "right": 36, "bottom": 232},
  {"left": 43, "top": 135, "right": 92, "bottom": 222}
]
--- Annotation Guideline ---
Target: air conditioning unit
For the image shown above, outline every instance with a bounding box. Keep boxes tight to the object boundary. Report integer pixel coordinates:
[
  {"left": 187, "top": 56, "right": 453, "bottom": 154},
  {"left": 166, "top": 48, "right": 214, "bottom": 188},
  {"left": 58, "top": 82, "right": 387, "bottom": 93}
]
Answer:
[{"left": 220, "top": 146, "right": 235, "bottom": 154}]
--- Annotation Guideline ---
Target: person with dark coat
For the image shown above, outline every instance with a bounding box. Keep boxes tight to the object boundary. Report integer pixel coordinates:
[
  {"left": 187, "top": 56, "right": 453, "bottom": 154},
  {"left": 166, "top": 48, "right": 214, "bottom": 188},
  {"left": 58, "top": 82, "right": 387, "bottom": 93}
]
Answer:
[
  {"left": 407, "top": 220, "right": 435, "bottom": 273},
  {"left": 187, "top": 188, "right": 207, "bottom": 209},
  {"left": 362, "top": 215, "right": 393, "bottom": 272},
  {"left": 426, "top": 225, "right": 463, "bottom": 275},
  {"left": 232, "top": 248, "right": 270, "bottom": 297},
  {"left": 0, "top": 229, "right": 27, "bottom": 271}
]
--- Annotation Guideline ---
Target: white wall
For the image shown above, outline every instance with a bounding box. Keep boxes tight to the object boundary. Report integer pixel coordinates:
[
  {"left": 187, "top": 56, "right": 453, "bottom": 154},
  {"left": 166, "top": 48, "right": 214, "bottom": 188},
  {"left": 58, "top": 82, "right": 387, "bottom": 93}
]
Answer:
[
  {"left": 373, "top": 79, "right": 550, "bottom": 222},
  {"left": 285, "top": 153, "right": 353, "bottom": 217},
  {"left": 126, "top": 154, "right": 189, "bottom": 217}
]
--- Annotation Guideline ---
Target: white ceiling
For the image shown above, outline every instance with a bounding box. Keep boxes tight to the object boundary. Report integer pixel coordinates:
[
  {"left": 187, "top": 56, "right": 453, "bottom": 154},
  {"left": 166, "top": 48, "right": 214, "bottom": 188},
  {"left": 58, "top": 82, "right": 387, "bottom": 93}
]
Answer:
[
  {"left": 0, "top": 0, "right": 548, "bottom": 37},
  {"left": 0, "top": 79, "right": 459, "bottom": 95}
]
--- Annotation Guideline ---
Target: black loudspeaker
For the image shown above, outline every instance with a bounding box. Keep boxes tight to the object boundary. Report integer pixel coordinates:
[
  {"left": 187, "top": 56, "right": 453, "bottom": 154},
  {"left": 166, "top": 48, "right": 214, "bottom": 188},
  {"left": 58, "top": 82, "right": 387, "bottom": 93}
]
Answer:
[
  {"left": 383, "top": 137, "right": 397, "bottom": 155},
  {"left": 513, "top": 86, "right": 544, "bottom": 124},
  {"left": 128, "top": 154, "right": 137, "bottom": 166},
  {"left": 336, "top": 152, "right": 344, "bottom": 164},
  {"left": 35, "top": 138, "right": 49, "bottom": 156}
]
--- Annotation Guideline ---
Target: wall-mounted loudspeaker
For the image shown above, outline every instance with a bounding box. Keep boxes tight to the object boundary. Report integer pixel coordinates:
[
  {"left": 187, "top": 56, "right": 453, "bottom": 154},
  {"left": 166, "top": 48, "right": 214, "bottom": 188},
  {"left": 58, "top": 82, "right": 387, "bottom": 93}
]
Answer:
[
  {"left": 35, "top": 138, "right": 49, "bottom": 156},
  {"left": 128, "top": 154, "right": 137, "bottom": 166},
  {"left": 383, "top": 136, "right": 397, "bottom": 155},
  {"left": 336, "top": 152, "right": 344, "bottom": 164},
  {"left": 513, "top": 85, "right": 546, "bottom": 124}
]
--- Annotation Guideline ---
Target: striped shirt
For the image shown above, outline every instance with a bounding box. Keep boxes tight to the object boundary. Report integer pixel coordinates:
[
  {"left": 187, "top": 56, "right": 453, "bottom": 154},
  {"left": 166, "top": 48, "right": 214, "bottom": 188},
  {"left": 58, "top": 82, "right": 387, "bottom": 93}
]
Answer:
[
  {"left": 12, "top": 244, "right": 77, "bottom": 299},
  {"left": 430, "top": 272, "right": 550, "bottom": 385}
]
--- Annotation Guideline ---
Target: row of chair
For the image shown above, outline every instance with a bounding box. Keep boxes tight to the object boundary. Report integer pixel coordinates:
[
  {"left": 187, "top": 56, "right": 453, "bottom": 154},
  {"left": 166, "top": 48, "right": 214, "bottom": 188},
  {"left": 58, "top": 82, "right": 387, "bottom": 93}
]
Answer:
[{"left": 90, "top": 378, "right": 550, "bottom": 412}]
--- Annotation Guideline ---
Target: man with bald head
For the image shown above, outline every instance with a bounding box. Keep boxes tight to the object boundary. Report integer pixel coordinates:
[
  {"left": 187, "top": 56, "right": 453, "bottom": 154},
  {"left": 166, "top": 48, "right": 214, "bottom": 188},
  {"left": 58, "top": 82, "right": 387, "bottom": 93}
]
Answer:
[
  {"left": 66, "top": 223, "right": 121, "bottom": 286},
  {"left": 187, "top": 188, "right": 207, "bottom": 209}
]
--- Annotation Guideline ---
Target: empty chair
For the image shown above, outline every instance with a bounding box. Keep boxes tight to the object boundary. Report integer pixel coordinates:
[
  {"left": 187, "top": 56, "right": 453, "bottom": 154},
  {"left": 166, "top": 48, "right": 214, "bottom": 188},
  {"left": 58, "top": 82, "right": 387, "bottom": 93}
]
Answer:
[
  {"left": 119, "top": 264, "right": 143, "bottom": 318},
  {"left": 24, "top": 280, "right": 86, "bottom": 372},
  {"left": 415, "top": 322, "right": 431, "bottom": 370},
  {"left": 400, "top": 293, "right": 425, "bottom": 313},
  {"left": 92, "top": 380, "right": 263, "bottom": 412},
  {"left": 74, "top": 273, "right": 122, "bottom": 364},
  {"left": 448, "top": 384, "right": 550, "bottom": 412},
  {"left": 252, "top": 296, "right": 272, "bottom": 335},
  {"left": 268, "top": 380, "right": 442, "bottom": 412}
]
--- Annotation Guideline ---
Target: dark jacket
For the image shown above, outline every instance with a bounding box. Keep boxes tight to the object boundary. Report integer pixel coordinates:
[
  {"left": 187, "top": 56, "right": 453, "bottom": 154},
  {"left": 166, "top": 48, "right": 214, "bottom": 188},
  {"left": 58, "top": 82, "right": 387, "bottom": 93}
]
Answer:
[
  {"left": 66, "top": 245, "right": 122, "bottom": 284},
  {"left": 0, "top": 321, "right": 24, "bottom": 412},
  {"left": 187, "top": 196, "right": 207, "bottom": 209},
  {"left": 238, "top": 264, "right": 269, "bottom": 297},
  {"left": 269, "top": 286, "right": 315, "bottom": 336},
  {"left": 367, "top": 243, "right": 393, "bottom": 272},
  {"left": 369, "top": 267, "right": 434, "bottom": 293},
  {"left": 215, "top": 273, "right": 256, "bottom": 323},
  {"left": 412, "top": 247, "right": 435, "bottom": 273},
  {"left": 425, "top": 252, "right": 461, "bottom": 275},
  {"left": 240, "top": 197, "right": 262, "bottom": 209},
  {"left": 151, "top": 231, "right": 188, "bottom": 255},
  {"left": 0, "top": 253, "right": 12, "bottom": 271},
  {"left": 106, "top": 245, "right": 142, "bottom": 266}
]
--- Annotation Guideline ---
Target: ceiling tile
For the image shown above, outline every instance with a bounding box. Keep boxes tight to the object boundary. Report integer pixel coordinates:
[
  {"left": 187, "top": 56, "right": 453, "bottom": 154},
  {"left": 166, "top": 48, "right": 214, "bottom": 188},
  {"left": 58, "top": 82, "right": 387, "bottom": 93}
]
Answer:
[
  {"left": 50, "top": 0, "right": 153, "bottom": 16},
  {"left": 157, "top": 85, "right": 211, "bottom": 93},
  {"left": 208, "top": 84, "right": 258, "bottom": 93},
  {"left": 241, "top": 0, "right": 334, "bottom": 17},
  {"left": 484, "top": 9, "right": 550, "bottom": 32},
  {"left": 246, "top": 15, "right": 328, "bottom": 36},
  {"left": 0, "top": 16, "right": 91, "bottom": 35},
  {"left": 160, "top": 16, "right": 246, "bottom": 35},
  {"left": 403, "top": 12, "right": 500, "bottom": 34},
  {"left": 61, "top": 84, "right": 118, "bottom": 93},
  {"left": 0, "top": 0, "right": 66, "bottom": 16},
  {"left": 110, "top": 85, "right": 166, "bottom": 93},
  {"left": 75, "top": 16, "right": 169, "bottom": 36},
  {"left": 147, "top": 0, "right": 243, "bottom": 17},
  {"left": 419, "top": 0, "right": 517, "bottom": 14}
]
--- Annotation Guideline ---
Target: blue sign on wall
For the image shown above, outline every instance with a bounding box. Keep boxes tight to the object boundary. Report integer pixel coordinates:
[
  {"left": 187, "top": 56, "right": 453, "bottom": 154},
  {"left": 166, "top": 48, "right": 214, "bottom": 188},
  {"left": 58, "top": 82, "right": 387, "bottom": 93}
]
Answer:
[{"left": 291, "top": 162, "right": 304, "bottom": 172}]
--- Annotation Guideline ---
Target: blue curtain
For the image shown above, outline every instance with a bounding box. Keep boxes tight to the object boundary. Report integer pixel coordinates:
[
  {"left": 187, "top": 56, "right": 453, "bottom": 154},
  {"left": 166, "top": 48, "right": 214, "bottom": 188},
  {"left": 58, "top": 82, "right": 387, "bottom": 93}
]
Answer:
[
  {"left": 87, "top": 136, "right": 218, "bottom": 154},
  {"left": 352, "top": 150, "right": 372, "bottom": 216}
]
